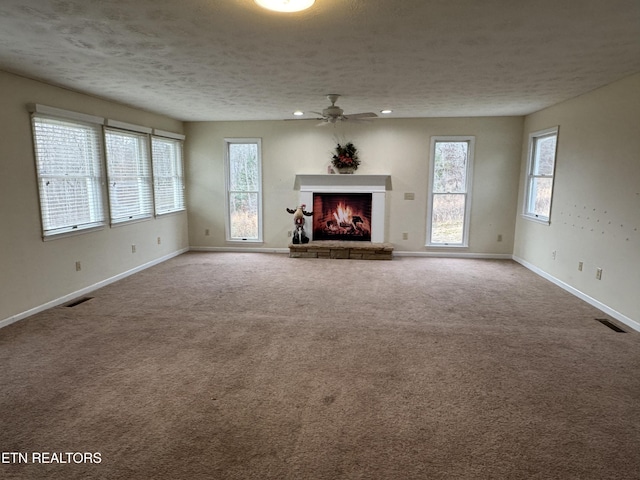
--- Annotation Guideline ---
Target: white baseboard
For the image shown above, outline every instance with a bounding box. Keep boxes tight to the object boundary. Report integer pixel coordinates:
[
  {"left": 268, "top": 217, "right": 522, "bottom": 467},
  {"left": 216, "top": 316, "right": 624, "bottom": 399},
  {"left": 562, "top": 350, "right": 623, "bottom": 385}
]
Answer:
[
  {"left": 8, "top": 248, "right": 634, "bottom": 333},
  {"left": 190, "top": 246, "right": 289, "bottom": 254},
  {"left": 512, "top": 255, "right": 640, "bottom": 333},
  {"left": 191, "top": 246, "right": 511, "bottom": 259},
  {"left": 394, "top": 251, "right": 513, "bottom": 259},
  {"left": 0, "top": 248, "right": 189, "bottom": 330}
]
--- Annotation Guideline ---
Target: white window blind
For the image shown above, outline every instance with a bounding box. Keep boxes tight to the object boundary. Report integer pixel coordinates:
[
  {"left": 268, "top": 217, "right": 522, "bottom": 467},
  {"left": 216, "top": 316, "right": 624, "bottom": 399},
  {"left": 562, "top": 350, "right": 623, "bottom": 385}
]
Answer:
[
  {"left": 104, "top": 128, "right": 154, "bottom": 224},
  {"left": 32, "top": 115, "right": 106, "bottom": 237},
  {"left": 151, "top": 136, "right": 185, "bottom": 215}
]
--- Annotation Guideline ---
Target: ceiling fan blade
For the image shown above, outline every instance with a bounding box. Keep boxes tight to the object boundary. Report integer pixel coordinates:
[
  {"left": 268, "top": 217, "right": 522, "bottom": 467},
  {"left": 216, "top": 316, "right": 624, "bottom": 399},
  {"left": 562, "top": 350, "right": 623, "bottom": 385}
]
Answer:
[{"left": 344, "top": 112, "right": 378, "bottom": 119}]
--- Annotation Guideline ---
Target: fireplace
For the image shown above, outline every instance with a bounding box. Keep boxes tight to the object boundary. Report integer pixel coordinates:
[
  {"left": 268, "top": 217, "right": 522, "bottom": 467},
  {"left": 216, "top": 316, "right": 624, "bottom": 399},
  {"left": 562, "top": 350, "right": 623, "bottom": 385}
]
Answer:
[
  {"left": 295, "top": 174, "right": 390, "bottom": 243},
  {"left": 313, "top": 193, "right": 372, "bottom": 241}
]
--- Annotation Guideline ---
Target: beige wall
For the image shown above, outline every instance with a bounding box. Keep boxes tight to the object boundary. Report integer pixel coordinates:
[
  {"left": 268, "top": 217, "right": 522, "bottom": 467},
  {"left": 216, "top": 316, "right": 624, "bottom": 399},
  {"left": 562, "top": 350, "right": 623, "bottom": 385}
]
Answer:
[
  {"left": 514, "top": 73, "right": 640, "bottom": 326},
  {"left": 8, "top": 66, "right": 636, "bottom": 328},
  {"left": 185, "top": 116, "right": 523, "bottom": 254},
  {"left": 0, "top": 70, "right": 188, "bottom": 324}
]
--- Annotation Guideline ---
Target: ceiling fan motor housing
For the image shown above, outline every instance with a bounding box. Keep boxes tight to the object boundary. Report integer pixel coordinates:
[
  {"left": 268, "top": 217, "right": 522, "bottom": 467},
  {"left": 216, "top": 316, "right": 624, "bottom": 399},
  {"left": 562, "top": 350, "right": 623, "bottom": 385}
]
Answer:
[{"left": 323, "top": 105, "right": 344, "bottom": 117}]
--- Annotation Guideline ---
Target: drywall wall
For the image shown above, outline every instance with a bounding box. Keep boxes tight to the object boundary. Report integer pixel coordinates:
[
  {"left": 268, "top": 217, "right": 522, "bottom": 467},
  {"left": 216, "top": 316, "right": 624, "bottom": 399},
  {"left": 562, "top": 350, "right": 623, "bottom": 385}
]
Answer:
[
  {"left": 514, "top": 73, "right": 640, "bottom": 326},
  {"left": 0, "top": 70, "right": 188, "bottom": 324},
  {"left": 185, "top": 116, "right": 523, "bottom": 254}
]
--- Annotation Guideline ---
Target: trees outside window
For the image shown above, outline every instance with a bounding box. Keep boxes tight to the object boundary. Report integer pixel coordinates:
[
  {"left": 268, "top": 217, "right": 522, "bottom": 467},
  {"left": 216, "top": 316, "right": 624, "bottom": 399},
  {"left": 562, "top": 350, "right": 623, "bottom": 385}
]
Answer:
[
  {"left": 30, "top": 105, "right": 186, "bottom": 239},
  {"left": 524, "top": 127, "right": 558, "bottom": 224},
  {"left": 105, "top": 128, "right": 153, "bottom": 224},
  {"left": 427, "top": 137, "right": 475, "bottom": 246},
  {"left": 32, "top": 115, "right": 106, "bottom": 237},
  {"left": 152, "top": 136, "right": 185, "bottom": 215},
  {"left": 225, "top": 139, "right": 262, "bottom": 242}
]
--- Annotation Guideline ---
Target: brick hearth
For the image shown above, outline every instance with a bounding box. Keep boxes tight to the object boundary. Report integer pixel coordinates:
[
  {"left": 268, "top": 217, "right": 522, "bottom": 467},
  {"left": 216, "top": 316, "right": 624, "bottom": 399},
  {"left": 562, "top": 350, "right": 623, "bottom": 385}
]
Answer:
[{"left": 289, "top": 241, "right": 394, "bottom": 260}]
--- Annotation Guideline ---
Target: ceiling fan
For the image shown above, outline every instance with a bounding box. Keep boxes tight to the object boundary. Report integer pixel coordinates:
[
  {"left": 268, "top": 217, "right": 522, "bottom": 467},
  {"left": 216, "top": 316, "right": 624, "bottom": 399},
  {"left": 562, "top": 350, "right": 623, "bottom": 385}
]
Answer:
[{"left": 310, "top": 94, "right": 377, "bottom": 125}]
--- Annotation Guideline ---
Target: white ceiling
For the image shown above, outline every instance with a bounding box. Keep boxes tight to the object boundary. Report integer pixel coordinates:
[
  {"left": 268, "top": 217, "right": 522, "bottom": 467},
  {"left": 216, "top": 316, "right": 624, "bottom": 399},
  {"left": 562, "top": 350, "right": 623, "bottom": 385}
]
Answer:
[{"left": 0, "top": 0, "right": 638, "bottom": 122}]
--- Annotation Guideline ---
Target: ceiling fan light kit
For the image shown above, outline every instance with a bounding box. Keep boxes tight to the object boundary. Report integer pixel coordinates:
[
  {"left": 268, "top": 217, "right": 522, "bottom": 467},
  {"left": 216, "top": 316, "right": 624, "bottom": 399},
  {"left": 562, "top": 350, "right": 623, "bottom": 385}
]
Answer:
[{"left": 254, "top": 0, "right": 315, "bottom": 13}]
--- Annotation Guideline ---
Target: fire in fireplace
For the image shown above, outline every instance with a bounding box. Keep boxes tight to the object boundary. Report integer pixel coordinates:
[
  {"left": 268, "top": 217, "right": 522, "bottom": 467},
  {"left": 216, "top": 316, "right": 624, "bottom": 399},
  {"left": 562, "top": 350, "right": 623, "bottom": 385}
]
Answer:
[{"left": 312, "top": 193, "right": 372, "bottom": 241}]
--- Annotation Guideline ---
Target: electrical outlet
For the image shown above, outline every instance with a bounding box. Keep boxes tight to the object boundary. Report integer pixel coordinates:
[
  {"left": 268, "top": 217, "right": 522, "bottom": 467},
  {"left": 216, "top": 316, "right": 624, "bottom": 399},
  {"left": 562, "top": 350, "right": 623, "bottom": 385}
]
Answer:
[
  {"left": 288, "top": 230, "right": 292, "bottom": 237},
  {"left": 578, "top": 261, "right": 583, "bottom": 271},
  {"left": 596, "top": 268, "right": 602, "bottom": 280},
  {"left": 497, "top": 234, "right": 503, "bottom": 242},
  {"left": 205, "top": 229, "right": 210, "bottom": 236},
  {"left": 157, "top": 237, "right": 161, "bottom": 245},
  {"left": 402, "top": 232, "right": 409, "bottom": 240},
  {"left": 404, "top": 192, "right": 415, "bottom": 200},
  {"left": 131, "top": 244, "right": 136, "bottom": 254},
  {"left": 552, "top": 250, "right": 557, "bottom": 260},
  {"left": 75, "top": 261, "right": 81, "bottom": 272}
]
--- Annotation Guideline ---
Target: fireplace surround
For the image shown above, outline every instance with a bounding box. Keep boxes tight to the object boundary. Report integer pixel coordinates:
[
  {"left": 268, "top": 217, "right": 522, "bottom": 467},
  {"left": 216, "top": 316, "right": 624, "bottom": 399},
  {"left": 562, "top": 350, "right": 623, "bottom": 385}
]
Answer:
[
  {"left": 295, "top": 174, "right": 390, "bottom": 243},
  {"left": 313, "top": 192, "right": 372, "bottom": 241}
]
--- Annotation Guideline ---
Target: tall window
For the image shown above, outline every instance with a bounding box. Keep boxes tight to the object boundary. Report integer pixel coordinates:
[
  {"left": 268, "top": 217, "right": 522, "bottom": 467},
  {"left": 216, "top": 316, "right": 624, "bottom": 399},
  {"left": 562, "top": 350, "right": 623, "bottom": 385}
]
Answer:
[
  {"left": 427, "top": 136, "right": 475, "bottom": 246},
  {"left": 524, "top": 127, "right": 558, "bottom": 223},
  {"left": 104, "top": 128, "right": 153, "bottom": 224},
  {"left": 31, "top": 114, "right": 106, "bottom": 238},
  {"left": 224, "top": 138, "right": 262, "bottom": 242},
  {"left": 152, "top": 135, "right": 185, "bottom": 215}
]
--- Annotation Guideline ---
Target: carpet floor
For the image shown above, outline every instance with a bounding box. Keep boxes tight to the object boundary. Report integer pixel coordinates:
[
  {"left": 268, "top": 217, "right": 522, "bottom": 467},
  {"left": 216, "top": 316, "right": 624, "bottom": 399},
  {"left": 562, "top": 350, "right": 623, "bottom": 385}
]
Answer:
[{"left": 1, "top": 252, "right": 639, "bottom": 479}]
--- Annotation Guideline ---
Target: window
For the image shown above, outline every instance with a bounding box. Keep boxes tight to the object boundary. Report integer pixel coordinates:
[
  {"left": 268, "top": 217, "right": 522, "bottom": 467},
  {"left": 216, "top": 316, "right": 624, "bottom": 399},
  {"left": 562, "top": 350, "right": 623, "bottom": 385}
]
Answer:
[
  {"left": 30, "top": 104, "right": 186, "bottom": 239},
  {"left": 524, "top": 127, "right": 558, "bottom": 224},
  {"left": 31, "top": 112, "right": 106, "bottom": 238},
  {"left": 104, "top": 128, "right": 153, "bottom": 224},
  {"left": 427, "top": 136, "right": 475, "bottom": 246},
  {"left": 224, "top": 138, "right": 262, "bottom": 242},
  {"left": 151, "top": 134, "right": 186, "bottom": 215}
]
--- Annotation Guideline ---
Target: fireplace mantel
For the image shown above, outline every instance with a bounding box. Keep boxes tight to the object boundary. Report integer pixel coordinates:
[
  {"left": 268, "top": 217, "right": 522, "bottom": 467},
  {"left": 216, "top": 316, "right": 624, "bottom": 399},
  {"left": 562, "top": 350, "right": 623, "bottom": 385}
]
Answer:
[
  {"left": 294, "top": 174, "right": 391, "bottom": 243},
  {"left": 295, "top": 174, "right": 391, "bottom": 192}
]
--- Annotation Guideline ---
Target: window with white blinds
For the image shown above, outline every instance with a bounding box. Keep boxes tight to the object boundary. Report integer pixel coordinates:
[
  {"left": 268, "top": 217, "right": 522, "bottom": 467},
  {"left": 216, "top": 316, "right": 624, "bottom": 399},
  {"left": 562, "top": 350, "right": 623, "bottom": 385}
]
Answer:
[
  {"left": 104, "top": 128, "right": 154, "bottom": 224},
  {"left": 32, "top": 115, "right": 106, "bottom": 237},
  {"left": 151, "top": 136, "right": 185, "bottom": 215}
]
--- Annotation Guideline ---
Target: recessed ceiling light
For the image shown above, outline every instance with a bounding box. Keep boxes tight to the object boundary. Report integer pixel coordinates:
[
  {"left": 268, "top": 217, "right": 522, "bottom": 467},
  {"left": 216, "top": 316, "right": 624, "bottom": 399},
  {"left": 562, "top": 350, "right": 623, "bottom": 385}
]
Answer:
[
  {"left": 254, "top": 0, "right": 315, "bottom": 13},
  {"left": 380, "top": 109, "right": 393, "bottom": 114},
  {"left": 293, "top": 110, "right": 304, "bottom": 116}
]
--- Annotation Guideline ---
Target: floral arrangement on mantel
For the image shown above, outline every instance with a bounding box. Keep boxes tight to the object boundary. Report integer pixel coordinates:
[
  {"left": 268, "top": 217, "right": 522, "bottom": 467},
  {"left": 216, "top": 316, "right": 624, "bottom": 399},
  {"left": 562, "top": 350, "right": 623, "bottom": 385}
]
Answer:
[{"left": 331, "top": 141, "right": 360, "bottom": 173}]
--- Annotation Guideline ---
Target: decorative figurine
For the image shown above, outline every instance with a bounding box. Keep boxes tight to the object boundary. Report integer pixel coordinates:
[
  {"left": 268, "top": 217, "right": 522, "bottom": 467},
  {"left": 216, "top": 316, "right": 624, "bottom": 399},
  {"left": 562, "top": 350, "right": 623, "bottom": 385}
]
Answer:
[{"left": 286, "top": 204, "right": 313, "bottom": 244}]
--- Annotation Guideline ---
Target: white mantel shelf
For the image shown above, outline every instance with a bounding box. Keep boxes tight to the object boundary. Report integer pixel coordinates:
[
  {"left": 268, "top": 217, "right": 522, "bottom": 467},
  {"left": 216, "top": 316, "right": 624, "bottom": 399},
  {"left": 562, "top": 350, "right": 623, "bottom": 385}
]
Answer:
[{"left": 295, "top": 174, "right": 391, "bottom": 192}]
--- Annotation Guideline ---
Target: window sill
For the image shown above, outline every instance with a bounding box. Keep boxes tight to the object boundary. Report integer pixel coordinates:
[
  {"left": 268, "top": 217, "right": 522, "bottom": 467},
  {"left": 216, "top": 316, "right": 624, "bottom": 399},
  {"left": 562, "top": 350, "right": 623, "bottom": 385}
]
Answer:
[
  {"left": 155, "top": 208, "right": 186, "bottom": 218},
  {"left": 43, "top": 225, "right": 105, "bottom": 241},
  {"left": 521, "top": 214, "right": 550, "bottom": 225},
  {"left": 425, "top": 243, "right": 469, "bottom": 248},
  {"left": 226, "top": 239, "right": 263, "bottom": 244}
]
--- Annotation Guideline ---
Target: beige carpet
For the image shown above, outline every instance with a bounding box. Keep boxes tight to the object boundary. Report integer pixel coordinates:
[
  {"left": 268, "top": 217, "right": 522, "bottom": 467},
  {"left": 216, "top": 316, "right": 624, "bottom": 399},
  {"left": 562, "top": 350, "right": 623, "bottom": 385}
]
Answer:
[{"left": 1, "top": 252, "right": 638, "bottom": 479}]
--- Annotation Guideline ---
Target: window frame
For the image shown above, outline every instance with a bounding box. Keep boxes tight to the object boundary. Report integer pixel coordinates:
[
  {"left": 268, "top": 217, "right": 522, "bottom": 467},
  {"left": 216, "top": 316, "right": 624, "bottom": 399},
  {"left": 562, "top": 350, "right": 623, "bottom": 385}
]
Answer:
[
  {"left": 426, "top": 136, "right": 475, "bottom": 248},
  {"left": 29, "top": 104, "right": 187, "bottom": 241},
  {"left": 224, "top": 138, "right": 263, "bottom": 243},
  {"left": 104, "top": 125, "right": 154, "bottom": 226},
  {"left": 522, "top": 126, "right": 559, "bottom": 225},
  {"left": 30, "top": 107, "right": 108, "bottom": 239},
  {"left": 151, "top": 133, "right": 186, "bottom": 216}
]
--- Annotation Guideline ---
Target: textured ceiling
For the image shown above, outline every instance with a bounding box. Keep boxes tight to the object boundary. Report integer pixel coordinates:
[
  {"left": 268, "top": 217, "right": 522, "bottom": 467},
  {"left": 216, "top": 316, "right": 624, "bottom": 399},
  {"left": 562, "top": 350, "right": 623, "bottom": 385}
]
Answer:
[{"left": 0, "top": 0, "right": 638, "bottom": 121}]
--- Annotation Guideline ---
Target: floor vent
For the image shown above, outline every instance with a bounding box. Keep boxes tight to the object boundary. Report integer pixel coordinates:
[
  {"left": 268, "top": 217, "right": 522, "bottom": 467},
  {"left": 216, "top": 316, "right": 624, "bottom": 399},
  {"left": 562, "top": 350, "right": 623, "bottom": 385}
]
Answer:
[
  {"left": 596, "top": 318, "right": 626, "bottom": 333},
  {"left": 65, "top": 297, "right": 94, "bottom": 308}
]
